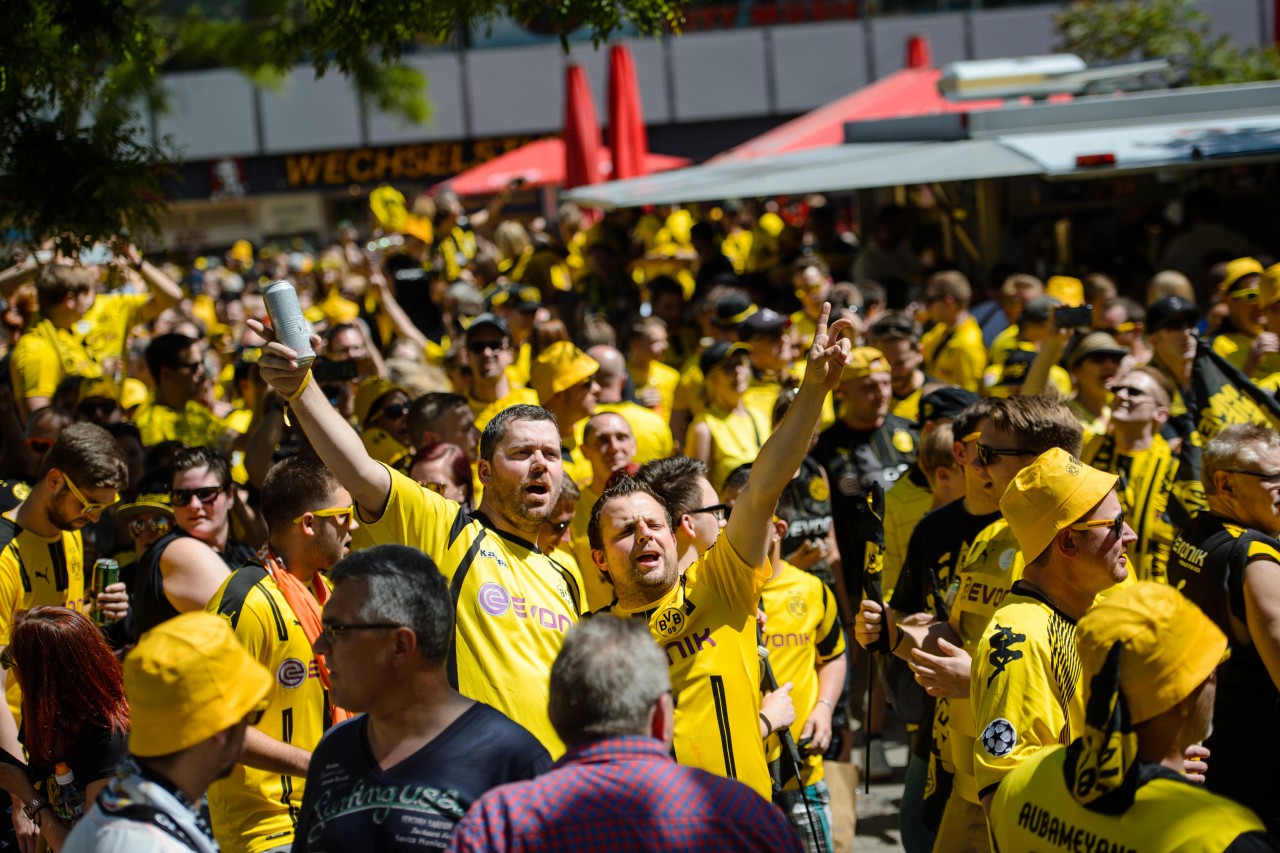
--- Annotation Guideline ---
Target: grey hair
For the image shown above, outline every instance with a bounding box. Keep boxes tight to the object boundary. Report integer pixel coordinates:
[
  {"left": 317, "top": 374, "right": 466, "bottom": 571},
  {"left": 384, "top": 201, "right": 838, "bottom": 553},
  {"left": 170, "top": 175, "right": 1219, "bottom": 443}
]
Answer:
[
  {"left": 328, "top": 545, "right": 453, "bottom": 664},
  {"left": 1203, "top": 424, "right": 1280, "bottom": 496},
  {"left": 548, "top": 615, "right": 670, "bottom": 746}
]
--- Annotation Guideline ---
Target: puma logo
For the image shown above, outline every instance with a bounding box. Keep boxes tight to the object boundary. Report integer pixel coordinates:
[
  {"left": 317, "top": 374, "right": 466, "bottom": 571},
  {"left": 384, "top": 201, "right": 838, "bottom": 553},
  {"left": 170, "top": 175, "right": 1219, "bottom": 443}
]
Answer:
[{"left": 33, "top": 568, "right": 49, "bottom": 582}]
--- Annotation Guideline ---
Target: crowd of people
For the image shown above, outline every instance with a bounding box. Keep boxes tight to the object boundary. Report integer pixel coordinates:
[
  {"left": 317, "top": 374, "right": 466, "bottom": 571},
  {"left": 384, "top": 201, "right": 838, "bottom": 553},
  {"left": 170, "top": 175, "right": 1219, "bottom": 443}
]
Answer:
[{"left": 0, "top": 184, "right": 1277, "bottom": 852}]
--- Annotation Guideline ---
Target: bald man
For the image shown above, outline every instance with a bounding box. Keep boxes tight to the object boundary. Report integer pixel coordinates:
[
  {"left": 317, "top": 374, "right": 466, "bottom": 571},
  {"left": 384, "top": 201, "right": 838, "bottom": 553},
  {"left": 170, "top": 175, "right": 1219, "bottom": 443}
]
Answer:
[
  {"left": 588, "top": 345, "right": 675, "bottom": 464},
  {"left": 571, "top": 411, "right": 637, "bottom": 610}
]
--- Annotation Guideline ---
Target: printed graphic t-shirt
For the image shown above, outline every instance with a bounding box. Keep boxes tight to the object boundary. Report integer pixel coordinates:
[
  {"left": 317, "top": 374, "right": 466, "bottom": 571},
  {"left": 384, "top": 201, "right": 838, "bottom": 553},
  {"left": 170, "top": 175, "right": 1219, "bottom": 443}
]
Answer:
[{"left": 293, "top": 704, "right": 551, "bottom": 852}]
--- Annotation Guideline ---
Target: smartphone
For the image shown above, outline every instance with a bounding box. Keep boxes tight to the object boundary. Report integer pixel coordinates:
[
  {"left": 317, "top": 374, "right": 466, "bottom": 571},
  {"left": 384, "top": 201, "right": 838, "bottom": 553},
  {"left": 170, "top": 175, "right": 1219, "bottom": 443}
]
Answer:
[
  {"left": 1054, "top": 305, "right": 1093, "bottom": 328},
  {"left": 312, "top": 358, "right": 359, "bottom": 383}
]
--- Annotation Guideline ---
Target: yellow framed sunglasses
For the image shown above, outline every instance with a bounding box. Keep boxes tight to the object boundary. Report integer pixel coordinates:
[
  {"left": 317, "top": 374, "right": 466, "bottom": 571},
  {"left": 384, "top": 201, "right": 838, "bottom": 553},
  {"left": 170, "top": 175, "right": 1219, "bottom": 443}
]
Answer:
[
  {"left": 62, "top": 473, "right": 119, "bottom": 515},
  {"left": 293, "top": 504, "right": 355, "bottom": 525},
  {"left": 1069, "top": 511, "right": 1125, "bottom": 538}
]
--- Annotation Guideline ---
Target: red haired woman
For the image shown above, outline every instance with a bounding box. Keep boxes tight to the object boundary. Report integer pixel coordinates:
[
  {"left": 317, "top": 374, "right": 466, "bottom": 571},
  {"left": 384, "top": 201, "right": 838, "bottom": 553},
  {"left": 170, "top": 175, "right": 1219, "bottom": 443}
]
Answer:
[
  {"left": 408, "top": 442, "right": 474, "bottom": 512},
  {"left": 0, "top": 607, "right": 129, "bottom": 850}
]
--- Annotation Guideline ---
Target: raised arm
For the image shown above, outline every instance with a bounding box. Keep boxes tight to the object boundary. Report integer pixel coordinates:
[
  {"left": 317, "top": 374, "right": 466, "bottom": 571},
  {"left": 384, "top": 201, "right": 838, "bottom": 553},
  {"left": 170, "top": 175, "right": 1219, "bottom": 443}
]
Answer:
[
  {"left": 725, "top": 304, "right": 851, "bottom": 566},
  {"left": 249, "top": 318, "right": 392, "bottom": 516}
]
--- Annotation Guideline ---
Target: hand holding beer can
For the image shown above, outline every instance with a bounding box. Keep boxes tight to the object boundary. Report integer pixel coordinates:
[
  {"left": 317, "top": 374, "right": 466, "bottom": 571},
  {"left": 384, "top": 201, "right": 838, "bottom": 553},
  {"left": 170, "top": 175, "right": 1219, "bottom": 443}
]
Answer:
[
  {"left": 91, "top": 559, "right": 120, "bottom": 625},
  {"left": 263, "top": 280, "right": 316, "bottom": 366}
]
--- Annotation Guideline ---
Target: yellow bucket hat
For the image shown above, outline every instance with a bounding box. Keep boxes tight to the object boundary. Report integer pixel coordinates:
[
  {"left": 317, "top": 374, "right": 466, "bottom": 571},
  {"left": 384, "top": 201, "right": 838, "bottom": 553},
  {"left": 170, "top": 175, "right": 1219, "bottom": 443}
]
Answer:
[
  {"left": 1046, "top": 275, "right": 1084, "bottom": 306},
  {"left": 126, "top": 612, "right": 272, "bottom": 757},
  {"left": 1077, "top": 581, "right": 1227, "bottom": 725},
  {"left": 353, "top": 376, "right": 405, "bottom": 427},
  {"left": 841, "top": 346, "right": 890, "bottom": 382},
  {"left": 999, "top": 447, "right": 1118, "bottom": 564},
  {"left": 532, "top": 341, "right": 599, "bottom": 404}
]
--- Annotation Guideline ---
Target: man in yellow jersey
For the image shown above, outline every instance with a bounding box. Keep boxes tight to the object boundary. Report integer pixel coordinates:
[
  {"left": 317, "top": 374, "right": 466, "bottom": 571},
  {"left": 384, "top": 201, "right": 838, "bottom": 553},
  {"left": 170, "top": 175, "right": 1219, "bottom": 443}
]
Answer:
[
  {"left": 586, "top": 304, "right": 853, "bottom": 801},
  {"left": 1168, "top": 424, "right": 1280, "bottom": 834},
  {"left": 587, "top": 345, "right": 674, "bottom": 465},
  {"left": 80, "top": 245, "right": 185, "bottom": 374},
  {"left": 489, "top": 284, "right": 540, "bottom": 387},
  {"left": 9, "top": 265, "right": 102, "bottom": 421},
  {"left": 1081, "top": 366, "right": 1178, "bottom": 582},
  {"left": 686, "top": 341, "right": 770, "bottom": 491},
  {"left": 0, "top": 423, "right": 130, "bottom": 832},
  {"left": 532, "top": 342, "right": 600, "bottom": 489},
  {"left": 206, "top": 456, "right": 358, "bottom": 853},
  {"left": 461, "top": 314, "right": 538, "bottom": 433},
  {"left": 723, "top": 472, "right": 846, "bottom": 851},
  {"left": 972, "top": 447, "right": 1135, "bottom": 814},
  {"left": 741, "top": 308, "right": 796, "bottom": 426},
  {"left": 1146, "top": 295, "right": 1200, "bottom": 439},
  {"left": 790, "top": 257, "right": 834, "bottom": 345},
  {"left": 920, "top": 271, "right": 987, "bottom": 393},
  {"left": 856, "top": 395, "right": 1083, "bottom": 852},
  {"left": 571, "top": 412, "right": 635, "bottom": 610},
  {"left": 133, "top": 333, "right": 238, "bottom": 449},
  {"left": 989, "top": 582, "right": 1277, "bottom": 853},
  {"left": 670, "top": 287, "right": 750, "bottom": 442},
  {"left": 623, "top": 316, "right": 680, "bottom": 417},
  {"left": 251, "top": 317, "right": 582, "bottom": 757},
  {"left": 866, "top": 312, "right": 928, "bottom": 422}
]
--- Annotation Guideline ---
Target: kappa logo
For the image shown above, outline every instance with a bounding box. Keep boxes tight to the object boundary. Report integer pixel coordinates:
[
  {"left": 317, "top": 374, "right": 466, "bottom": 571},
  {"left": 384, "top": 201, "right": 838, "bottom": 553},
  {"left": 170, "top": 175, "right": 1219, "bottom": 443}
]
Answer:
[
  {"left": 478, "top": 549, "right": 508, "bottom": 569},
  {"left": 277, "top": 658, "right": 307, "bottom": 689},
  {"left": 986, "top": 623, "right": 1025, "bottom": 686},
  {"left": 981, "top": 718, "right": 1017, "bottom": 757}
]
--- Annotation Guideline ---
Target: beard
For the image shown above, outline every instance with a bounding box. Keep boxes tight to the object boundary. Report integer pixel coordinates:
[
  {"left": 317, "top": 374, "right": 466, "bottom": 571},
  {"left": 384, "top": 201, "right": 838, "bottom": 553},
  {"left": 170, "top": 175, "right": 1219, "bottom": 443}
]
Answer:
[{"left": 488, "top": 474, "right": 556, "bottom": 534}]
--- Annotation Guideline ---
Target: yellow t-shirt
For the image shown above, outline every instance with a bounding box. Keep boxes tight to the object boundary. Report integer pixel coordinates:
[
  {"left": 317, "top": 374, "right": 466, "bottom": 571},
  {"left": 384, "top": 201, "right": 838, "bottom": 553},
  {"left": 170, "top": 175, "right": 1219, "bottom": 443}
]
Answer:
[
  {"left": 921, "top": 316, "right": 987, "bottom": 393},
  {"left": 991, "top": 744, "right": 1271, "bottom": 853},
  {"left": 468, "top": 387, "right": 540, "bottom": 434},
  {"left": 560, "top": 425, "right": 594, "bottom": 490},
  {"left": 596, "top": 401, "right": 675, "bottom": 466},
  {"left": 688, "top": 406, "right": 770, "bottom": 492},
  {"left": 945, "top": 518, "right": 1025, "bottom": 804},
  {"left": 0, "top": 512, "right": 88, "bottom": 723},
  {"left": 672, "top": 361, "right": 707, "bottom": 424},
  {"left": 891, "top": 384, "right": 924, "bottom": 423},
  {"left": 883, "top": 471, "right": 933, "bottom": 598},
  {"left": 970, "top": 590, "right": 1083, "bottom": 801},
  {"left": 132, "top": 399, "right": 236, "bottom": 449},
  {"left": 1082, "top": 433, "right": 1178, "bottom": 583},
  {"left": 986, "top": 324, "right": 1020, "bottom": 370},
  {"left": 205, "top": 565, "right": 331, "bottom": 853},
  {"left": 608, "top": 536, "right": 773, "bottom": 799},
  {"left": 760, "top": 561, "right": 846, "bottom": 789},
  {"left": 1212, "top": 330, "right": 1280, "bottom": 380},
  {"left": 628, "top": 359, "right": 680, "bottom": 419},
  {"left": 82, "top": 292, "right": 151, "bottom": 367},
  {"left": 9, "top": 319, "right": 102, "bottom": 402},
  {"left": 357, "top": 465, "right": 583, "bottom": 756}
]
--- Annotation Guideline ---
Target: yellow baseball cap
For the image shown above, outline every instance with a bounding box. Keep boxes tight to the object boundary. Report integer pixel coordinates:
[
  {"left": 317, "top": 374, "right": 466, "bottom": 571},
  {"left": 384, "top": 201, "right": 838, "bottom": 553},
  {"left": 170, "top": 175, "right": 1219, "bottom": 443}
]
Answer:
[
  {"left": 229, "top": 239, "right": 254, "bottom": 265},
  {"left": 1223, "top": 257, "right": 1264, "bottom": 293},
  {"left": 126, "top": 612, "right": 272, "bottom": 757},
  {"left": 1077, "top": 582, "right": 1226, "bottom": 724},
  {"left": 532, "top": 342, "right": 599, "bottom": 404},
  {"left": 354, "top": 376, "right": 405, "bottom": 426},
  {"left": 120, "top": 378, "right": 149, "bottom": 412},
  {"left": 999, "top": 447, "right": 1118, "bottom": 564},
  {"left": 1046, "top": 275, "right": 1084, "bottom": 306},
  {"left": 1259, "top": 263, "right": 1280, "bottom": 308},
  {"left": 77, "top": 377, "right": 120, "bottom": 404},
  {"left": 841, "top": 346, "right": 890, "bottom": 382}
]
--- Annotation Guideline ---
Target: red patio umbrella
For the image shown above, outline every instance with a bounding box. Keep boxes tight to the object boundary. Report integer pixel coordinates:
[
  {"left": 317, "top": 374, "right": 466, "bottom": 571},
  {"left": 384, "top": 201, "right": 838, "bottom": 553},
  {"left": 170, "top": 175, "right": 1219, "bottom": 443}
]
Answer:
[
  {"left": 436, "top": 138, "right": 690, "bottom": 197},
  {"left": 608, "top": 44, "right": 650, "bottom": 181},
  {"left": 563, "top": 64, "right": 603, "bottom": 190}
]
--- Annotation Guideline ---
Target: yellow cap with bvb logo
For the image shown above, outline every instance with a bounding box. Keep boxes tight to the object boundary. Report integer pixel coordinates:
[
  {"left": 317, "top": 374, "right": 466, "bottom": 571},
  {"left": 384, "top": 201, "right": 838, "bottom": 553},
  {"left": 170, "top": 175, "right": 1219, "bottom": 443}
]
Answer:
[{"left": 841, "top": 347, "right": 890, "bottom": 382}]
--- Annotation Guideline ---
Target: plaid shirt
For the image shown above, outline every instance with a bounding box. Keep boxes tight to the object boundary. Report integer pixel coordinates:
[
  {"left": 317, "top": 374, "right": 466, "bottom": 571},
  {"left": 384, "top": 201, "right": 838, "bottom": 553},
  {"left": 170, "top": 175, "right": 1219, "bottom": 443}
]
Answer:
[{"left": 447, "top": 735, "right": 802, "bottom": 853}]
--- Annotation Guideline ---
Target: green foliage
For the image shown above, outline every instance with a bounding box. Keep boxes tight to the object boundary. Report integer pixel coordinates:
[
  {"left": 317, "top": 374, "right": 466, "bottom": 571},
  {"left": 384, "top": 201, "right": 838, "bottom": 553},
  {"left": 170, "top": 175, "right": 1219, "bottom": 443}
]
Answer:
[
  {"left": 0, "top": 0, "right": 680, "bottom": 247},
  {"left": 1055, "top": 0, "right": 1280, "bottom": 86}
]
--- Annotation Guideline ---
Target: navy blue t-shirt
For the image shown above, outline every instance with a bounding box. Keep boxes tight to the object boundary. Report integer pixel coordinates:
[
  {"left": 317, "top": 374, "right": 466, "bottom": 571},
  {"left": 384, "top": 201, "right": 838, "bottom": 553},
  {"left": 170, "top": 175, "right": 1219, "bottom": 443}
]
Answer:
[{"left": 293, "top": 702, "right": 551, "bottom": 852}]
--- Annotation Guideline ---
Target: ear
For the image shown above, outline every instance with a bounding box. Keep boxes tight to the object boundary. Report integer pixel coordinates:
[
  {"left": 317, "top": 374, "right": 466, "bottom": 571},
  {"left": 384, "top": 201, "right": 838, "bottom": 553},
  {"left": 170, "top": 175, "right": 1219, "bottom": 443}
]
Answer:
[
  {"left": 678, "top": 513, "right": 697, "bottom": 539},
  {"left": 297, "top": 513, "right": 318, "bottom": 538},
  {"left": 1213, "top": 470, "right": 1235, "bottom": 500},
  {"left": 649, "top": 691, "right": 675, "bottom": 746},
  {"left": 1152, "top": 406, "right": 1170, "bottom": 426},
  {"left": 477, "top": 458, "right": 492, "bottom": 486},
  {"left": 772, "top": 518, "right": 788, "bottom": 542},
  {"left": 590, "top": 548, "right": 609, "bottom": 573},
  {"left": 1056, "top": 527, "right": 1079, "bottom": 559},
  {"left": 45, "top": 468, "right": 63, "bottom": 492}
]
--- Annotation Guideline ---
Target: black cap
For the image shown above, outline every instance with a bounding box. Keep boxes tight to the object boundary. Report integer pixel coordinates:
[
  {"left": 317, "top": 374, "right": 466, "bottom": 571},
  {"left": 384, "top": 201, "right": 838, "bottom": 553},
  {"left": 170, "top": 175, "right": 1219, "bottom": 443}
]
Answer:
[
  {"left": 488, "top": 283, "right": 541, "bottom": 312},
  {"left": 741, "top": 308, "right": 790, "bottom": 337},
  {"left": 1018, "top": 295, "right": 1060, "bottom": 324},
  {"left": 712, "top": 292, "right": 756, "bottom": 328},
  {"left": 465, "top": 312, "right": 510, "bottom": 339},
  {"left": 1146, "top": 296, "right": 1199, "bottom": 332},
  {"left": 700, "top": 342, "right": 751, "bottom": 376},
  {"left": 918, "top": 386, "right": 980, "bottom": 426}
]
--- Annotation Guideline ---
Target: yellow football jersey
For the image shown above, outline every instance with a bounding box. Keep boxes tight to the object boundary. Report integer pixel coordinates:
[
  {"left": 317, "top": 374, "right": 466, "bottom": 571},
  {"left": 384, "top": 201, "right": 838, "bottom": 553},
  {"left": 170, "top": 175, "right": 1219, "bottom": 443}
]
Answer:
[
  {"left": 606, "top": 536, "right": 772, "bottom": 799},
  {"left": 357, "top": 465, "right": 583, "bottom": 757},
  {"left": 628, "top": 359, "right": 680, "bottom": 419},
  {"left": 0, "top": 511, "right": 88, "bottom": 723},
  {"left": 760, "top": 561, "right": 845, "bottom": 788},
  {"left": 82, "top": 292, "right": 150, "bottom": 366},
  {"left": 1082, "top": 433, "right": 1178, "bottom": 583},
  {"left": 882, "top": 471, "right": 932, "bottom": 598},
  {"left": 921, "top": 316, "right": 987, "bottom": 393},
  {"left": 9, "top": 319, "right": 102, "bottom": 402},
  {"left": 206, "top": 565, "right": 331, "bottom": 853},
  {"left": 133, "top": 399, "right": 236, "bottom": 448},
  {"left": 687, "top": 406, "right": 769, "bottom": 492},
  {"left": 596, "top": 401, "right": 674, "bottom": 466}
]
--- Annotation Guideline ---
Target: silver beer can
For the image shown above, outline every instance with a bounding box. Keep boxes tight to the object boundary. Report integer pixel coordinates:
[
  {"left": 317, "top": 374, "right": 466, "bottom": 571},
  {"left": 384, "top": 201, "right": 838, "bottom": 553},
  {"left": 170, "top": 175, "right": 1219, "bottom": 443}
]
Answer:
[{"left": 263, "top": 280, "right": 316, "bottom": 366}]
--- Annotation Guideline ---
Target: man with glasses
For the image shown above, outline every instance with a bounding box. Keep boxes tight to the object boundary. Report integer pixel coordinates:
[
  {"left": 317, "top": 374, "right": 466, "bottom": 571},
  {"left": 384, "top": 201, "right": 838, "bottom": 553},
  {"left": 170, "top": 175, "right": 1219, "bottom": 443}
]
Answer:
[
  {"left": 134, "top": 333, "right": 238, "bottom": 450},
  {"left": 1146, "top": 295, "right": 1200, "bottom": 443},
  {"left": 64, "top": 612, "right": 274, "bottom": 853},
  {"left": 971, "top": 448, "right": 1135, "bottom": 816},
  {"left": 0, "top": 422, "right": 130, "bottom": 834},
  {"left": 448, "top": 615, "right": 802, "bottom": 853},
  {"left": 920, "top": 271, "right": 987, "bottom": 394},
  {"left": 353, "top": 377, "right": 413, "bottom": 469},
  {"left": 1081, "top": 366, "right": 1179, "bottom": 582},
  {"left": 1210, "top": 257, "right": 1280, "bottom": 380},
  {"left": 461, "top": 313, "right": 537, "bottom": 433},
  {"left": 204, "top": 455, "right": 359, "bottom": 853},
  {"left": 294, "top": 544, "right": 551, "bottom": 851},
  {"left": 856, "top": 394, "right": 1083, "bottom": 852},
  {"left": 1169, "top": 423, "right": 1280, "bottom": 834},
  {"left": 171, "top": 446, "right": 258, "bottom": 568}
]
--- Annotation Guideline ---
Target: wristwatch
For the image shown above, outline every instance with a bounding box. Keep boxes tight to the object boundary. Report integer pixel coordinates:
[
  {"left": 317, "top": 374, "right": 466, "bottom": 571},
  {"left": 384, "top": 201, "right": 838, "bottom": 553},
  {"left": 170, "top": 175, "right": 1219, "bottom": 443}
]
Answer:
[{"left": 22, "top": 795, "right": 49, "bottom": 825}]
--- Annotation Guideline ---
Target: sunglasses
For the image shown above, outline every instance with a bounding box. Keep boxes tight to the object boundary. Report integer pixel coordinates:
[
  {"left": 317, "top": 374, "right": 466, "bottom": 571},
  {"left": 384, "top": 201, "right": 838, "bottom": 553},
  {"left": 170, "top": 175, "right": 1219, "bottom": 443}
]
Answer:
[
  {"left": 292, "top": 504, "right": 355, "bottom": 526},
  {"left": 129, "top": 516, "right": 173, "bottom": 537},
  {"left": 974, "top": 443, "right": 1034, "bottom": 467},
  {"left": 1230, "top": 288, "right": 1261, "bottom": 304},
  {"left": 689, "top": 503, "right": 730, "bottom": 522},
  {"left": 78, "top": 400, "right": 119, "bottom": 417},
  {"left": 319, "top": 621, "right": 402, "bottom": 646},
  {"left": 466, "top": 339, "right": 507, "bottom": 354},
  {"left": 172, "top": 485, "right": 227, "bottom": 507},
  {"left": 62, "top": 473, "right": 120, "bottom": 515},
  {"left": 1069, "top": 511, "right": 1126, "bottom": 538},
  {"left": 376, "top": 403, "right": 410, "bottom": 421},
  {"left": 25, "top": 438, "right": 53, "bottom": 454},
  {"left": 1225, "top": 468, "right": 1280, "bottom": 486}
]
